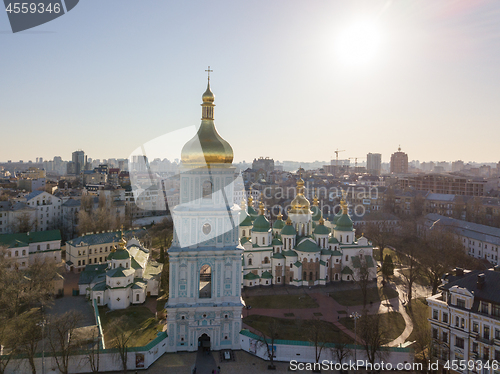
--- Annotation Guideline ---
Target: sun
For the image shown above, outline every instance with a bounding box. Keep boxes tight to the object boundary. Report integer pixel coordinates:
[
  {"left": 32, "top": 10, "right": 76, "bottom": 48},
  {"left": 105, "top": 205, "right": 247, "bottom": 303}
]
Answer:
[{"left": 336, "top": 20, "right": 382, "bottom": 66}]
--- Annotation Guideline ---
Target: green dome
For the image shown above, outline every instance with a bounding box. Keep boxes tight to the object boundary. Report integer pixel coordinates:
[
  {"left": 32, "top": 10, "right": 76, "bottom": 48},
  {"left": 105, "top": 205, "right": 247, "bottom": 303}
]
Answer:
[
  {"left": 253, "top": 214, "right": 270, "bottom": 232},
  {"left": 328, "top": 236, "right": 339, "bottom": 244},
  {"left": 333, "top": 209, "right": 343, "bottom": 224},
  {"left": 336, "top": 214, "right": 353, "bottom": 232},
  {"left": 314, "top": 223, "right": 330, "bottom": 235},
  {"left": 240, "top": 213, "right": 253, "bottom": 227},
  {"left": 281, "top": 223, "right": 296, "bottom": 236},
  {"left": 311, "top": 206, "right": 322, "bottom": 222},
  {"left": 272, "top": 237, "right": 283, "bottom": 246},
  {"left": 247, "top": 206, "right": 259, "bottom": 221},
  {"left": 108, "top": 249, "right": 130, "bottom": 260},
  {"left": 273, "top": 218, "right": 285, "bottom": 230}
]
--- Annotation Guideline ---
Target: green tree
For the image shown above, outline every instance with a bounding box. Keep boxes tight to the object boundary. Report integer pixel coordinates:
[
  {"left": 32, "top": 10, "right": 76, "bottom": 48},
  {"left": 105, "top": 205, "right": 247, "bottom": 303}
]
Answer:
[{"left": 381, "top": 254, "right": 394, "bottom": 279}]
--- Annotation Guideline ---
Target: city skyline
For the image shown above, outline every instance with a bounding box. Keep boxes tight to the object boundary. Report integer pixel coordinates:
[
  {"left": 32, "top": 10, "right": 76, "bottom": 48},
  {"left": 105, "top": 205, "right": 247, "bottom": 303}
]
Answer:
[{"left": 2, "top": 1, "right": 500, "bottom": 163}]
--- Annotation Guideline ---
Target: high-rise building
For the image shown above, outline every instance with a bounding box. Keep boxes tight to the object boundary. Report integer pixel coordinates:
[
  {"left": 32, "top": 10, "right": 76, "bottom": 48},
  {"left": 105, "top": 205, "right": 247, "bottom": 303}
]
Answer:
[
  {"left": 390, "top": 146, "right": 408, "bottom": 174},
  {"left": 72, "top": 150, "right": 85, "bottom": 175},
  {"left": 366, "top": 153, "right": 382, "bottom": 175},
  {"left": 252, "top": 157, "right": 274, "bottom": 173}
]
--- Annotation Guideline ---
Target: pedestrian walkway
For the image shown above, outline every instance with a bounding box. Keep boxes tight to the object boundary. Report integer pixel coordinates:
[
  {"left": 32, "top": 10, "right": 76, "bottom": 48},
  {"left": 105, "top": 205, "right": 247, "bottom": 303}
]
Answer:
[{"left": 194, "top": 349, "right": 218, "bottom": 374}]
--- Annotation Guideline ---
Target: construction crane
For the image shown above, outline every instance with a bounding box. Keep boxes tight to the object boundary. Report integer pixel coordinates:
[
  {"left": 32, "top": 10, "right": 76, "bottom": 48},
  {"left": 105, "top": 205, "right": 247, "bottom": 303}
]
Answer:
[
  {"left": 348, "top": 157, "right": 365, "bottom": 168},
  {"left": 333, "top": 149, "right": 345, "bottom": 177}
]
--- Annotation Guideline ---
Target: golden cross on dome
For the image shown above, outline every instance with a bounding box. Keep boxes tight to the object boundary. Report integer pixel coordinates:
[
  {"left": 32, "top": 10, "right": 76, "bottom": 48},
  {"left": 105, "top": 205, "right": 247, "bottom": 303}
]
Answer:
[{"left": 205, "top": 66, "right": 213, "bottom": 80}]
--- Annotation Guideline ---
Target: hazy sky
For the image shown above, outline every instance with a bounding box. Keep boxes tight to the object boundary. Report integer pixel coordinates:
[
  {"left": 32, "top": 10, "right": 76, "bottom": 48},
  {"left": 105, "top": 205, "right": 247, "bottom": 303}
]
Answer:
[{"left": 1, "top": 0, "right": 500, "bottom": 164}]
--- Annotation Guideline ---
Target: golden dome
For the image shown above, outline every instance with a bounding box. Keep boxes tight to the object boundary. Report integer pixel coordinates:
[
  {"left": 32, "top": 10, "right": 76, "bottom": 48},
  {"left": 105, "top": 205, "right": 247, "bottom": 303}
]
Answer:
[
  {"left": 181, "top": 79, "right": 234, "bottom": 165},
  {"left": 289, "top": 177, "right": 311, "bottom": 215}
]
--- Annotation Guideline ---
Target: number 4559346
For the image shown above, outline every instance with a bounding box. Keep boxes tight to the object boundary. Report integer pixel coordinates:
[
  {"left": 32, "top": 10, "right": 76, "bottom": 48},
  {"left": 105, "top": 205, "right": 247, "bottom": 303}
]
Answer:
[{"left": 6, "top": 3, "right": 61, "bottom": 14}]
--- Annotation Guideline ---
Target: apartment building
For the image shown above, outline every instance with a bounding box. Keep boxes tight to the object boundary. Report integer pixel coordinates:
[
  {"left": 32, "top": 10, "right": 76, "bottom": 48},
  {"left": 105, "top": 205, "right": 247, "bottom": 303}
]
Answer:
[{"left": 427, "top": 267, "right": 500, "bottom": 373}]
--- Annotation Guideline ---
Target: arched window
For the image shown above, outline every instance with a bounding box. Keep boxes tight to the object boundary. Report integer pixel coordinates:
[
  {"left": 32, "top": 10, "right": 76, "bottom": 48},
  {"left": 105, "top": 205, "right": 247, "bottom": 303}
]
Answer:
[
  {"left": 242, "top": 230, "right": 246, "bottom": 237},
  {"left": 303, "top": 271, "right": 307, "bottom": 280},
  {"left": 97, "top": 296, "right": 101, "bottom": 304},
  {"left": 248, "top": 258, "right": 253, "bottom": 266},
  {"left": 262, "top": 237, "right": 265, "bottom": 245},
  {"left": 309, "top": 272, "right": 313, "bottom": 281},
  {"left": 22, "top": 250, "right": 26, "bottom": 256},
  {"left": 15, "top": 250, "right": 18, "bottom": 257},
  {"left": 136, "top": 294, "right": 139, "bottom": 302},
  {"left": 37, "top": 245, "right": 40, "bottom": 251},
  {"left": 202, "top": 180, "right": 213, "bottom": 199},
  {"left": 264, "top": 257, "right": 269, "bottom": 264},
  {"left": 199, "top": 265, "right": 212, "bottom": 298},
  {"left": 47, "top": 244, "right": 50, "bottom": 250}
]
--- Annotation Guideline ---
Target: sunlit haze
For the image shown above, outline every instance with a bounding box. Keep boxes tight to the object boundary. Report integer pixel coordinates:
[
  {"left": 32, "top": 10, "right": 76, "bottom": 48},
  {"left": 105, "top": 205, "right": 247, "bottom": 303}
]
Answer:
[{"left": 1, "top": 0, "right": 500, "bottom": 164}]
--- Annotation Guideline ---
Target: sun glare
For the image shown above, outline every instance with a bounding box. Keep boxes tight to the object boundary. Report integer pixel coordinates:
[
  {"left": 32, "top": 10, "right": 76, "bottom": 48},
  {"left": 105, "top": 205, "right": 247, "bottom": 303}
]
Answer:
[{"left": 336, "top": 20, "right": 381, "bottom": 66}]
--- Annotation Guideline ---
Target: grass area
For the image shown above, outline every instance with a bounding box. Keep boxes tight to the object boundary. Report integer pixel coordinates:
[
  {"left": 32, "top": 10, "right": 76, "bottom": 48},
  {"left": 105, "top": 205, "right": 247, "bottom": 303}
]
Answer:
[
  {"left": 339, "top": 312, "right": 405, "bottom": 345},
  {"left": 399, "top": 268, "right": 431, "bottom": 287},
  {"left": 284, "top": 313, "right": 294, "bottom": 317},
  {"left": 243, "top": 315, "right": 354, "bottom": 344},
  {"left": 330, "top": 286, "right": 399, "bottom": 307},
  {"left": 243, "top": 294, "right": 319, "bottom": 309},
  {"left": 373, "top": 247, "right": 399, "bottom": 263},
  {"left": 99, "top": 306, "right": 163, "bottom": 348},
  {"left": 405, "top": 298, "right": 430, "bottom": 344}
]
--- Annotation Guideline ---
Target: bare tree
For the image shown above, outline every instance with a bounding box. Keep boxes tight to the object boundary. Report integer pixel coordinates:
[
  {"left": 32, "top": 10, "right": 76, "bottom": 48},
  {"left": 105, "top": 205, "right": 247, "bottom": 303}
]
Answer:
[
  {"left": 354, "top": 256, "right": 371, "bottom": 311},
  {"left": 15, "top": 309, "right": 43, "bottom": 374},
  {"left": 108, "top": 316, "right": 136, "bottom": 374},
  {"left": 47, "top": 310, "right": 82, "bottom": 374},
  {"left": 331, "top": 332, "right": 352, "bottom": 367},
  {"left": 255, "top": 318, "right": 280, "bottom": 370},
  {"left": 359, "top": 314, "right": 386, "bottom": 373},
  {"left": 83, "top": 329, "right": 101, "bottom": 373},
  {"left": 10, "top": 211, "right": 35, "bottom": 233},
  {"left": 408, "top": 300, "right": 432, "bottom": 373},
  {"left": 307, "top": 318, "right": 330, "bottom": 368},
  {"left": 364, "top": 221, "right": 393, "bottom": 267}
]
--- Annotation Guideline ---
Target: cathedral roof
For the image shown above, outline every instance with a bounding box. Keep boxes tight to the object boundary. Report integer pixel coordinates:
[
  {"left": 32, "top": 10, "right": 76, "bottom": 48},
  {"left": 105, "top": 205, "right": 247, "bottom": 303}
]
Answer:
[
  {"left": 273, "top": 213, "right": 285, "bottom": 229},
  {"left": 289, "top": 178, "right": 311, "bottom": 215},
  {"left": 341, "top": 266, "right": 353, "bottom": 275},
  {"left": 243, "top": 272, "right": 260, "bottom": 280},
  {"left": 108, "top": 248, "right": 130, "bottom": 260},
  {"left": 295, "top": 238, "right": 320, "bottom": 253},
  {"left": 272, "top": 237, "right": 283, "bottom": 246},
  {"left": 253, "top": 201, "right": 270, "bottom": 232},
  {"left": 328, "top": 236, "right": 339, "bottom": 244},
  {"left": 313, "top": 219, "right": 330, "bottom": 235},
  {"left": 240, "top": 213, "right": 253, "bottom": 227},
  {"left": 272, "top": 252, "right": 285, "bottom": 259},
  {"left": 261, "top": 271, "right": 273, "bottom": 279},
  {"left": 311, "top": 206, "right": 322, "bottom": 222},
  {"left": 282, "top": 249, "right": 298, "bottom": 257},
  {"left": 281, "top": 218, "right": 296, "bottom": 236}
]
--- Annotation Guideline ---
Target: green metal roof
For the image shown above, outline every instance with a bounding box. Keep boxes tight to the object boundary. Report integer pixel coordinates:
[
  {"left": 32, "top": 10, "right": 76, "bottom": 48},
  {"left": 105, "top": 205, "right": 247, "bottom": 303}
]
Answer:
[
  {"left": 293, "top": 261, "right": 302, "bottom": 267},
  {"left": 319, "top": 260, "right": 327, "bottom": 266},
  {"left": 130, "top": 257, "right": 142, "bottom": 270},
  {"left": 243, "top": 272, "right": 260, "bottom": 280},
  {"left": 240, "top": 214, "right": 253, "bottom": 227},
  {"left": 295, "top": 238, "right": 320, "bottom": 253},
  {"left": 313, "top": 224, "right": 330, "bottom": 235},
  {"left": 328, "top": 236, "right": 339, "bottom": 244},
  {"left": 108, "top": 249, "right": 130, "bottom": 260},
  {"left": 67, "top": 229, "right": 144, "bottom": 247},
  {"left": 247, "top": 206, "right": 259, "bottom": 220},
  {"left": 281, "top": 224, "right": 296, "bottom": 236},
  {"left": 272, "top": 252, "right": 285, "bottom": 259},
  {"left": 273, "top": 219, "right": 285, "bottom": 230},
  {"left": 253, "top": 214, "right": 270, "bottom": 232},
  {"left": 331, "top": 250, "right": 342, "bottom": 256},
  {"left": 321, "top": 249, "right": 333, "bottom": 255},
  {"left": 92, "top": 281, "right": 107, "bottom": 291},
  {"left": 341, "top": 266, "right": 353, "bottom": 275},
  {"left": 240, "top": 237, "right": 250, "bottom": 245},
  {"left": 0, "top": 230, "right": 61, "bottom": 248},
  {"left": 335, "top": 214, "right": 353, "bottom": 231},
  {"left": 261, "top": 271, "right": 273, "bottom": 279},
  {"left": 311, "top": 206, "right": 322, "bottom": 222},
  {"left": 107, "top": 267, "right": 134, "bottom": 278},
  {"left": 282, "top": 249, "right": 298, "bottom": 257},
  {"left": 271, "top": 237, "right": 283, "bottom": 246}
]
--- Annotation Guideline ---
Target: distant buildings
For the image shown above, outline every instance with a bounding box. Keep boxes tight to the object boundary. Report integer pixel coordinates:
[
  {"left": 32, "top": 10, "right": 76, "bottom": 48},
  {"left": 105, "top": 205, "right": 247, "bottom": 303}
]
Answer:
[
  {"left": 427, "top": 267, "right": 500, "bottom": 369},
  {"left": 23, "top": 191, "right": 62, "bottom": 232},
  {"left": 252, "top": 157, "right": 274, "bottom": 173},
  {"left": 398, "top": 174, "right": 486, "bottom": 196},
  {"left": 70, "top": 150, "right": 85, "bottom": 175},
  {"left": 367, "top": 153, "right": 382, "bottom": 176},
  {"left": 390, "top": 146, "right": 408, "bottom": 174},
  {"left": 421, "top": 213, "right": 500, "bottom": 265},
  {"left": 0, "top": 230, "right": 62, "bottom": 269}
]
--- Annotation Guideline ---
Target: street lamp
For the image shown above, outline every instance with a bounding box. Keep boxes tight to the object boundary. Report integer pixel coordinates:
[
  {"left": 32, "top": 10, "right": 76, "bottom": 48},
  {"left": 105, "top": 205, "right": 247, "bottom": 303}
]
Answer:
[
  {"left": 350, "top": 312, "right": 361, "bottom": 363},
  {"left": 37, "top": 319, "right": 46, "bottom": 374}
]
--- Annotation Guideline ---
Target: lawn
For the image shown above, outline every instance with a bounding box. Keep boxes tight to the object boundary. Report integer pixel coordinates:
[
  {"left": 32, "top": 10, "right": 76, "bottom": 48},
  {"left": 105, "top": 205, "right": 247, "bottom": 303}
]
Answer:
[
  {"left": 339, "top": 312, "right": 406, "bottom": 345},
  {"left": 373, "top": 247, "right": 399, "bottom": 264},
  {"left": 399, "top": 268, "right": 431, "bottom": 287},
  {"left": 99, "top": 306, "right": 163, "bottom": 348},
  {"left": 330, "top": 286, "right": 399, "bottom": 307},
  {"left": 243, "top": 314, "right": 354, "bottom": 344},
  {"left": 405, "top": 298, "right": 430, "bottom": 344},
  {"left": 243, "top": 294, "right": 319, "bottom": 309}
]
